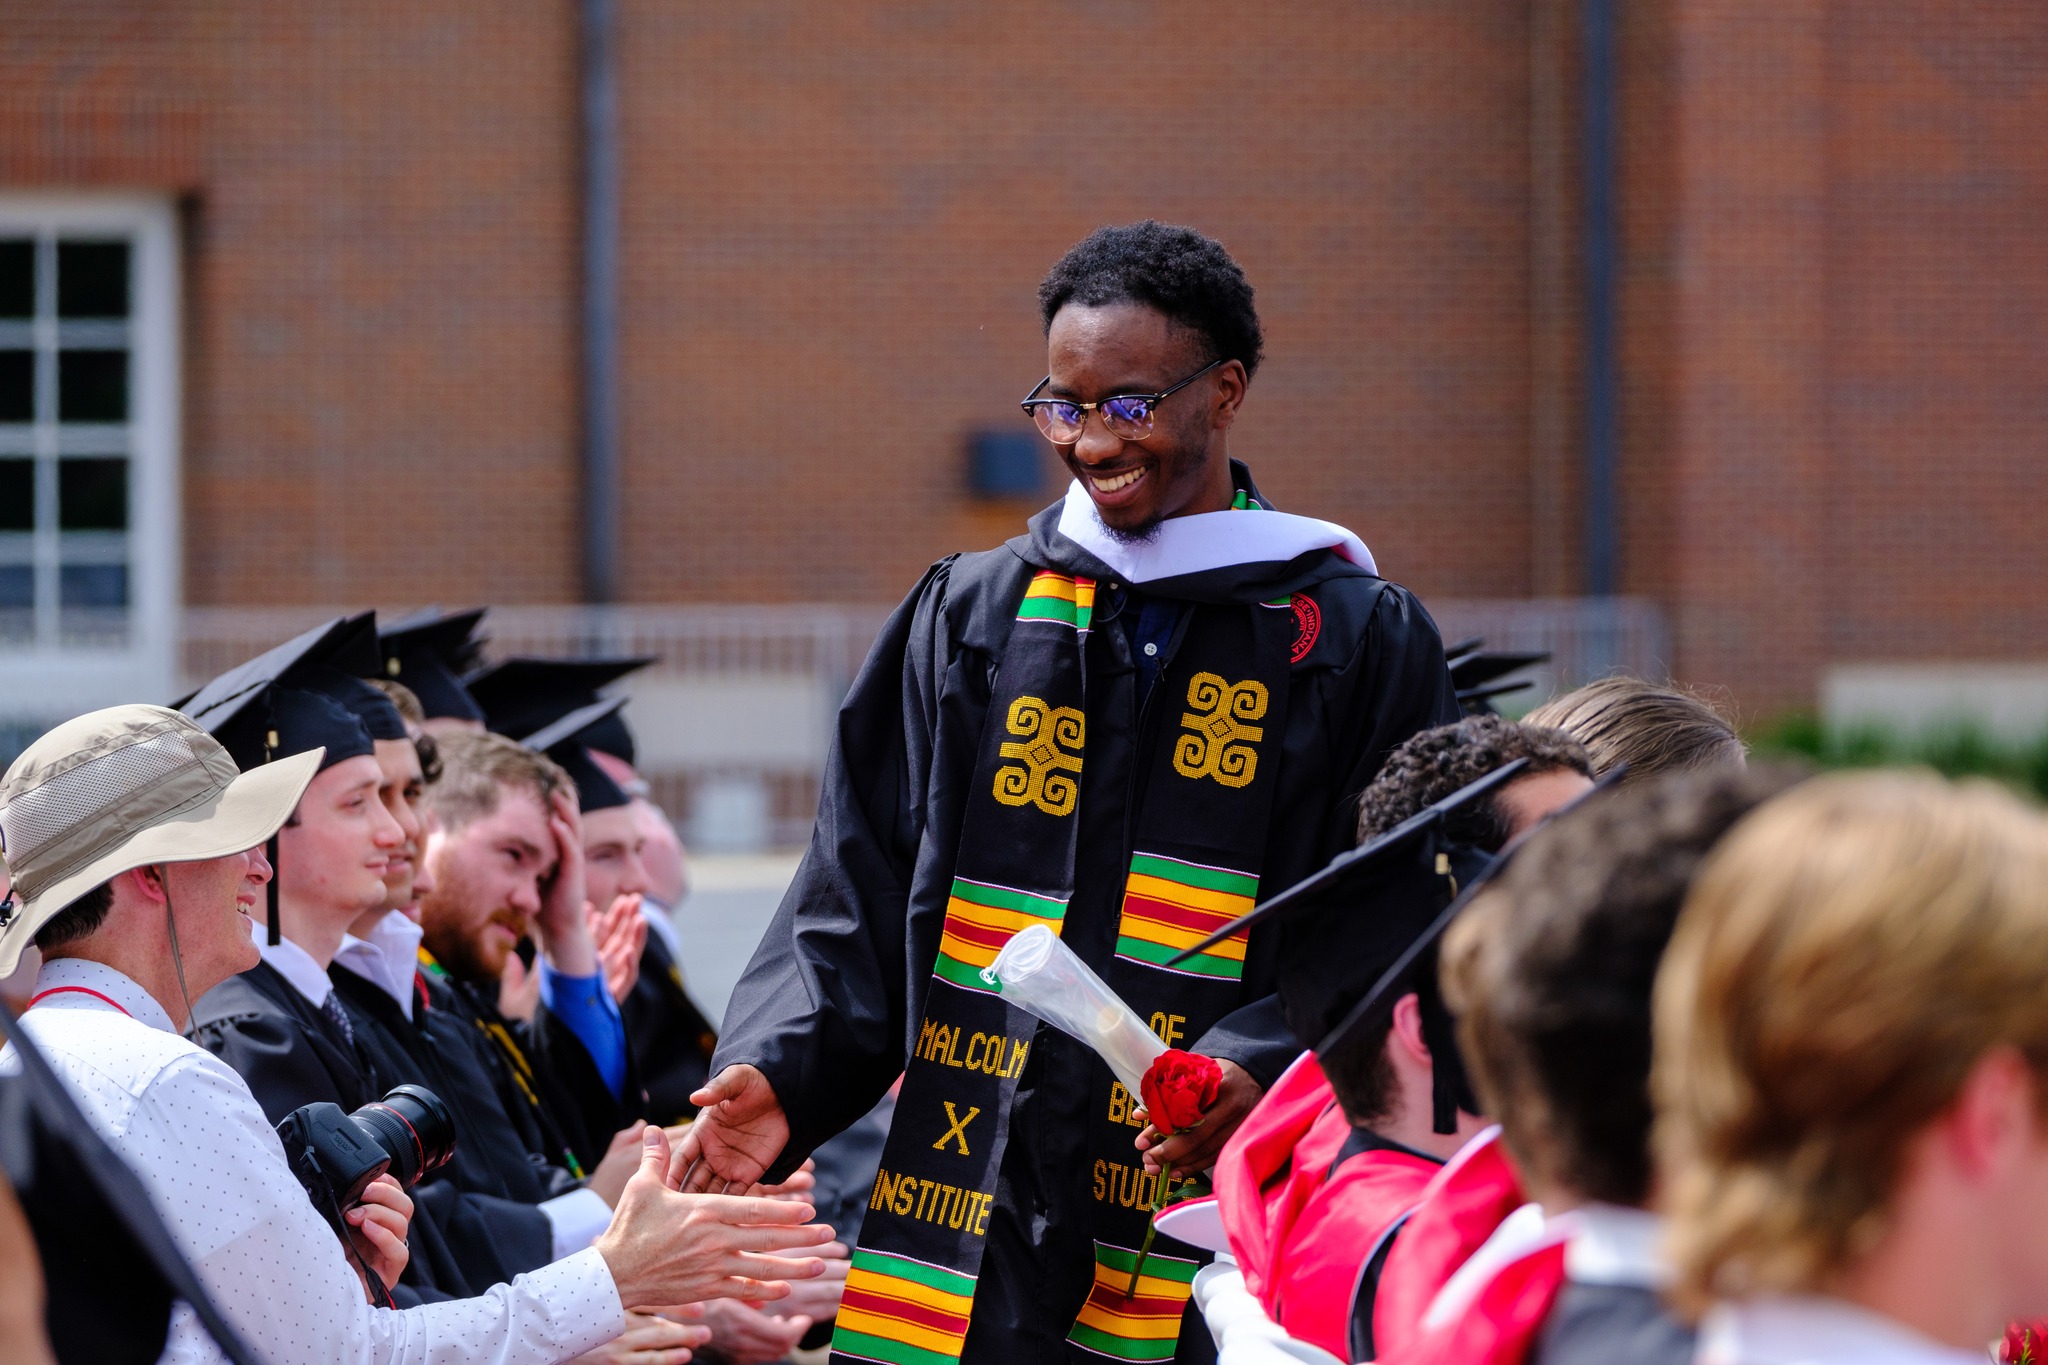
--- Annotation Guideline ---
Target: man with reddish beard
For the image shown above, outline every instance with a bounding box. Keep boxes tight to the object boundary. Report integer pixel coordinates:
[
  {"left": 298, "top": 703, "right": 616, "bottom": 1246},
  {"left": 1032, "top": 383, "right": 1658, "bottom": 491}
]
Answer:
[{"left": 417, "top": 732, "right": 644, "bottom": 1188}]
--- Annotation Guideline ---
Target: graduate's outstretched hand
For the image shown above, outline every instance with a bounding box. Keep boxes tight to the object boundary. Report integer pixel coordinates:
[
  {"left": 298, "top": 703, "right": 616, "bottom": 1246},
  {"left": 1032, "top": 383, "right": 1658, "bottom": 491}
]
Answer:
[
  {"left": 671, "top": 1064, "right": 789, "bottom": 1193},
  {"left": 1133, "top": 1058, "right": 1261, "bottom": 1175},
  {"left": 596, "top": 1125, "right": 831, "bottom": 1312}
]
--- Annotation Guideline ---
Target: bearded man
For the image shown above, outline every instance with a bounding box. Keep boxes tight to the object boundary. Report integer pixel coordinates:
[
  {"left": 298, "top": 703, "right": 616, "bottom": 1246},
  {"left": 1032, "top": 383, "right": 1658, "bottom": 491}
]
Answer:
[{"left": 679, "top": 221, "right": 1460, "bottom": 1365}]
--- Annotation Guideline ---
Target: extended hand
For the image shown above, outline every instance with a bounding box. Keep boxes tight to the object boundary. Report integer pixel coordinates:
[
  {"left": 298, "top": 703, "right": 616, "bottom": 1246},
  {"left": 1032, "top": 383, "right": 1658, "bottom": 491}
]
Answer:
[
  {"left": 345, "top": 1174, "right": 414, "bottom": 1297},
  {"left": 763, "top": 1238, "right": 848, "bottom": 1326},
  {"left": 1134, "top": 1058, "right": 1261, "bottom": 1175},
  {"left": 596, "top": 1125, "right": 831, "bottom": 1312},
  {"left": 670, "top": 1065, "right": 789, "bottom": 1193},
  {"left": 566, "top": 1309, "right": 710, "bottom": 1365},
  {"left": 588, "top": 1120, "right": 651, "bottom": 1208},
  {"left": 698, "top": 1297, "right": 815, "bottom": 1365}
]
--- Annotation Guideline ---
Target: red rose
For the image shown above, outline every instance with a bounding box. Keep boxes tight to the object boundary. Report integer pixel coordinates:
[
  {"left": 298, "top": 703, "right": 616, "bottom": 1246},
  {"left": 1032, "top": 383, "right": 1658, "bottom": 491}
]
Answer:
[
  {"left": 1139, "top": 1049, "right": 1223, "bottom": 1135},
  {"left": 2003, "top": 1322, "right": 2048, "bottom": 1364}
]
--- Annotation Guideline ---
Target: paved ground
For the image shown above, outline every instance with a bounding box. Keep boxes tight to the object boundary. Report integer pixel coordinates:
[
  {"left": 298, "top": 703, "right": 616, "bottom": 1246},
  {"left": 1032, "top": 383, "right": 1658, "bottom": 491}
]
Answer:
[{"left": 666, "top": 852, "right": 805, "bottom": 1026}]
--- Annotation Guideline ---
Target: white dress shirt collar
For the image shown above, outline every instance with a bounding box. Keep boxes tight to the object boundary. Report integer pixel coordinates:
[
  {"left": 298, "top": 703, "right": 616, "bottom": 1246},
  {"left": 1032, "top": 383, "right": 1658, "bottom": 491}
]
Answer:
[
  {"left": 25, "top": 955, "right": 177, "bottom": 1034},
  {"left": 254, "top": 923, "right": 333, "bottom": 1008},
  {"left": 332, "top": 910, "right": 424, "bottom": 1020},
  {"left": 1698, "top": 1295, "right": 1987, "bottom": 1365},
  {"left": 1053, "top": 479, "right": 1379, "bottom": 582},
  {"left": 1564, "top": 1203, "right": 1672, "bottom": 1289}
]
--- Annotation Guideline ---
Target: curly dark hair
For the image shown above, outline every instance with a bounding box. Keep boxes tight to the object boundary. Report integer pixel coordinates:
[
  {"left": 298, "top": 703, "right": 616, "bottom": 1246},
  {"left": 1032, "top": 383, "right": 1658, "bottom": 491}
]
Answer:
[
  {"left": 1355, "top": 714, "right": 1593, "bottom": 849},
  {"left": 1439, "top": 763, "right": 1803, "bottom": 1207},
  {"left": 1038, "top": 221, "right": 1265, "bottom": 380}
]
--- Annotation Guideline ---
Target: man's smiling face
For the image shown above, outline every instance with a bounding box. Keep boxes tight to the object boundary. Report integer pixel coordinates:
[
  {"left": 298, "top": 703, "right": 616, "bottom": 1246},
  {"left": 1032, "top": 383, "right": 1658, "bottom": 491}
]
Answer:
[{"left": 1044, "top": 302, "right": 1245, "bottom": 540}]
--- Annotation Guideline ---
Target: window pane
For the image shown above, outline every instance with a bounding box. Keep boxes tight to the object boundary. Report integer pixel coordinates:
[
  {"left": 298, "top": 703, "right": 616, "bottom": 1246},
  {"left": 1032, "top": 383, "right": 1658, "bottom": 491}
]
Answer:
[
  {"left": 58, "top": 349, "right": 126, "bottom": 422},
  {"left": 57, "top": 241, "right": 130, "bottom": 318},
  {"left": 59, "top": 562, "right": 127, "bottom": 608},
  {"left": 0, "top": 351, "right": 30, "bottom": 422},
  {"left": 59, "top": 458, "right": 126, "bottom": 530},
  {"left": 0, "top": 563, "right": 29, "bottom": 607},
  {"left": 0, "top": 460, "right": 30, "bottom": 530},
  {"left": 0, "top": 241, "right": 31, "bottom": 319}
]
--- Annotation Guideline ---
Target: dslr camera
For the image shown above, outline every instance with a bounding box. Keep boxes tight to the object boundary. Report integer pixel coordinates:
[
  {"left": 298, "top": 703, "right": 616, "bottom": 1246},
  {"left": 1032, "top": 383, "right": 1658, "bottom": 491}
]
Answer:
[{"left": 276, "top": 1083, "right": 456, "bottom": 1235}]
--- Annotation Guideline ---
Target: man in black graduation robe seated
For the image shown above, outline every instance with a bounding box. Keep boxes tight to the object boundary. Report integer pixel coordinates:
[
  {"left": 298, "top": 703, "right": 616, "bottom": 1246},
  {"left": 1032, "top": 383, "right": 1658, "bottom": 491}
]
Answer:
[
  {"left": 180, "top": 620, "right": 650, "bottom": 1305},
  {"left": 678, "top": 220, "right": 1461, "bottom": 1365}
]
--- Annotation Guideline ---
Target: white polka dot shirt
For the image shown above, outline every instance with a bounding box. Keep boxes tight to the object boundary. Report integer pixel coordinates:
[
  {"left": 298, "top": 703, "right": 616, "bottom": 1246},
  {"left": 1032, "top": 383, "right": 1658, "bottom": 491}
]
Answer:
[{"left": 7, "top": 957, "right": 628, "bottom": 1364}]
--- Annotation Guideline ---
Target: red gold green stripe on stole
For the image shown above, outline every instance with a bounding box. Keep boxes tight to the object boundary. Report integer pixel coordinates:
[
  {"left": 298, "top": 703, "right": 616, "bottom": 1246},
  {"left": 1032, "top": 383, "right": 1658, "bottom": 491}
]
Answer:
[
  {"left": 1066, "top": 1241, "right": 1200, "bottom": 1362},
  {"left": 1016, "top": 571, "right": 1096, "bottom": 631},
  {"left": 934, "top": 877, "right": 1068, "bottom": 994},
  {"left": 1112, "top": 852, "right": 1258, "bottom": 982},
  {"left": 832, "top": 1248, "right": 977, "bottom": 1365}
]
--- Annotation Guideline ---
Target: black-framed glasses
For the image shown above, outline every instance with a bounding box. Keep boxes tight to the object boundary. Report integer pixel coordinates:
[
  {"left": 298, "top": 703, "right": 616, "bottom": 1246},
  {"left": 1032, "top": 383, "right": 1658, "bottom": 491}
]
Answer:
[{"left": 1019, "top": 358, "right": 1226, "bottom": 444}]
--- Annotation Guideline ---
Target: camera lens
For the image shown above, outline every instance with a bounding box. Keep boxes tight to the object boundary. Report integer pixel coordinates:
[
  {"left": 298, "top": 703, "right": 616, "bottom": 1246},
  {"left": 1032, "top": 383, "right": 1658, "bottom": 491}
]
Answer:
[{"left": 351, "top": 1084, "right": 456, "bottom": 1189}]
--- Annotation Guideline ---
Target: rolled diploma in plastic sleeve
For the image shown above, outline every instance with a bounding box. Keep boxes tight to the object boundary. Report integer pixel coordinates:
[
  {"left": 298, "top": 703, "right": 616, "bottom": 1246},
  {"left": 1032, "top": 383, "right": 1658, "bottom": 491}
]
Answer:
[{"left": 985, "top": 924, "right": 1166, "bottom": 1095}]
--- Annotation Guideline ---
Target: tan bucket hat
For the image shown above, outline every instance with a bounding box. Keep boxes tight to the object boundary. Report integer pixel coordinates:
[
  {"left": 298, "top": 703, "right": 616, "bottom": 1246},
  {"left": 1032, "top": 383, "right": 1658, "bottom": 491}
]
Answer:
[{"left": 0, "top": 704, "right": 321, "bottom": 978}]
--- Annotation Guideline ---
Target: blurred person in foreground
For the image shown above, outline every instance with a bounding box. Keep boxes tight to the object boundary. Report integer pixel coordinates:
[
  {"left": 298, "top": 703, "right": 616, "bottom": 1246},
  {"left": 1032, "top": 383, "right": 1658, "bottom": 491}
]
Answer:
[
  {"left": 0, "top": 704, "right": 834, "bottom": 1362},
  {"left": 1524, "top": 676, "right": 1744, "bottom": 785},
  {"left": 685, "top": 219, "right": 1459, "bottom": 1364},
  {"left": 1655, "top": 772, "right": 2048, "bottom": 1365},
  {"left": 1373, "top": 763, "right": 1800, "bottom": 1365},
  {"left": 1202, "top": 715, "right": 1592, "bottom": 1359}
]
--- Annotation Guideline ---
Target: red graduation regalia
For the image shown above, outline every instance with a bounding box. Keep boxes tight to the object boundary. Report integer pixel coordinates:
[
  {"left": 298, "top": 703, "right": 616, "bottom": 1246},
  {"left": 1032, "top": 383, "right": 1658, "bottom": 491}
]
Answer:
[
  {"left": 1382, "top": 1241, "right": 1567, "bottom": 1365},
  {"left": 1215, "top": 1052, "right": 1441, "bottom": 1359},
  {"left": 1371, "top": 1126, "right": 1526, "bottom": 1357}
]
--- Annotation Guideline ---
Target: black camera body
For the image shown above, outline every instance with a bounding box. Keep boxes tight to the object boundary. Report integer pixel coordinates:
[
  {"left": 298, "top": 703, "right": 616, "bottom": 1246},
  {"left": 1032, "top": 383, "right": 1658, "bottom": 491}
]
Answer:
[{"left": 276, "top": 1084, "right": 456, "bottom": 1235}]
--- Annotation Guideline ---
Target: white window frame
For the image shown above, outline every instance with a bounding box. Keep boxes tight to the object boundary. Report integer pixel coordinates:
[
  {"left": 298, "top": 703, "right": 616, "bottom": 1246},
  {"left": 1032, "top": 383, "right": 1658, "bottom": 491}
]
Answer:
[{"left": 0, "top": 192, "right": 180, "bottom": 720}]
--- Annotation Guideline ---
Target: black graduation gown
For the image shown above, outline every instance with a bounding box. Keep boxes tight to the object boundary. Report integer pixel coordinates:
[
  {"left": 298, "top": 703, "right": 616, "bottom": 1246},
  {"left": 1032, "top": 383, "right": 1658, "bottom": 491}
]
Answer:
[
  {"left": 715, "top": 466, "right": 1460, "bottom": 1363},
  {"left": 186, "top": 962, "right": 478, "bottom": 1301},
  {"left": 620, "top": 928, "right": 720, "bottom": 1125},
  {"left": 419, "top": 965, "right": 640, "bottom": 1177},
  {"left": 328, "top": 964, "right": 558, "bottom": 1281}
]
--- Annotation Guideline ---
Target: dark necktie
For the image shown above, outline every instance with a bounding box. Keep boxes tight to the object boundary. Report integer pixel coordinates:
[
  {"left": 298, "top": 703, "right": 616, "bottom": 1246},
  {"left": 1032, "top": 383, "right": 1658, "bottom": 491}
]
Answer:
[{"left": 320, "top": 992, "right": 356, "bottom": 1049}]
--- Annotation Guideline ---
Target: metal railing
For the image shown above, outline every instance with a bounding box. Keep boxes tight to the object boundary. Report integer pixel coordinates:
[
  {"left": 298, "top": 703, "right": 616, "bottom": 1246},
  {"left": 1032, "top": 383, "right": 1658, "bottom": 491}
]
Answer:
[{"left": 166, "top": 595, "right": 1667, "bottom": 849}]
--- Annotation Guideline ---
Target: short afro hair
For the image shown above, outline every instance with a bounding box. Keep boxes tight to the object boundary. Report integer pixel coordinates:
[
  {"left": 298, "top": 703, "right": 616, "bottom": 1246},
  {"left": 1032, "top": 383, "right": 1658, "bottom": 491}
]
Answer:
[
  {"left": 1357, "top": 715, "right": 1593, "bottom": 850},
  {"left": 1038, "top": 221, "right": 1265, "bottom": 380}
]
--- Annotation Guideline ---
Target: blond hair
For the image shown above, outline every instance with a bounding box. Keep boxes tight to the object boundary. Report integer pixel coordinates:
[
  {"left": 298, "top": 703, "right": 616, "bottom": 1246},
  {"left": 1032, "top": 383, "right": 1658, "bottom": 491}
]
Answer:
[
  {"left": 1654, "top": 770, "right": 2048, "bottom": 1314},
  {"left": 1525, "top": 676, "right": 1743, "bottom": 786},
  {"left": 425, "top": 731, "right": 569, "bottom": 833}
]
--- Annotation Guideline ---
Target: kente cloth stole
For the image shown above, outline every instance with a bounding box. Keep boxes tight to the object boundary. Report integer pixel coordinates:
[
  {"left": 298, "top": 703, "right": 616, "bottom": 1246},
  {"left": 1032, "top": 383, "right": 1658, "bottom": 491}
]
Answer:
[{"left": 832, "top": 571, "right": 1294, "bottom": 1365}]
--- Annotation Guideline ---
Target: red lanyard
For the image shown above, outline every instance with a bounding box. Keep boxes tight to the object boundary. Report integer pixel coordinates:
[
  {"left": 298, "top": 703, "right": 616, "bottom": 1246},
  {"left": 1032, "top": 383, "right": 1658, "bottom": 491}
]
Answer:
[{"left": 26, "top": 985, "right": 133, "bottom": 1016}]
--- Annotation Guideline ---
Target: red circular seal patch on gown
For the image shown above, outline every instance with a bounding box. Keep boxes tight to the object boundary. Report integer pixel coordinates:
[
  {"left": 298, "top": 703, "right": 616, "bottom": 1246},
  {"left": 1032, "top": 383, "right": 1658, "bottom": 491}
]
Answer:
[{"left": 1289, "top": 593, "right": 1321, "bottom": 663}]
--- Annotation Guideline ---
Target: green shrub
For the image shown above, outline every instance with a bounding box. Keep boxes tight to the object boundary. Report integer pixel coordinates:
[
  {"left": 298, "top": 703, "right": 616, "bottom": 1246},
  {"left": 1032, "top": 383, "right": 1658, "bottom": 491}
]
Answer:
[{"left": 1749, "top": 713, "right": 2048, "bottom": 801}]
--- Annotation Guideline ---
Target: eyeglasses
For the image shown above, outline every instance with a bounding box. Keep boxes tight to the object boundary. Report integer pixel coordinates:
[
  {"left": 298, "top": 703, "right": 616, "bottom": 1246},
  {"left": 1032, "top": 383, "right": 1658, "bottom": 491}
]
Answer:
[{"left": 1019, "top": 358, "right": 1226, "bottom": 444}]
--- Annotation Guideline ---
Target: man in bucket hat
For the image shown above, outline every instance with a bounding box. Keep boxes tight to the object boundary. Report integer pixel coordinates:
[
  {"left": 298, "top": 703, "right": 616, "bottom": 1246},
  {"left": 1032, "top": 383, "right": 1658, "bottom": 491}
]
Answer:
[{"left": 1, "top": 704, "right": 833, "bottom": 1365}]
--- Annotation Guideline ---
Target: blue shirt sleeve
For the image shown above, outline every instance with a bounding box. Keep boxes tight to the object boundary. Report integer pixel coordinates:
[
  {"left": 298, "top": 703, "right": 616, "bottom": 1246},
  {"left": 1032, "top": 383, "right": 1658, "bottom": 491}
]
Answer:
[{"left": 537, "top": 964, "right": 628, "bottom": 1098}]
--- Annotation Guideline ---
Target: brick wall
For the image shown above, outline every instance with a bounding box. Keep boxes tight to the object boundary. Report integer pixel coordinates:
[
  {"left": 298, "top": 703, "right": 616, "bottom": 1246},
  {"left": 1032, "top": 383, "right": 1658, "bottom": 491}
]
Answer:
[{"left": 3, "top": 0, "right": 2044, "bottom": 717}]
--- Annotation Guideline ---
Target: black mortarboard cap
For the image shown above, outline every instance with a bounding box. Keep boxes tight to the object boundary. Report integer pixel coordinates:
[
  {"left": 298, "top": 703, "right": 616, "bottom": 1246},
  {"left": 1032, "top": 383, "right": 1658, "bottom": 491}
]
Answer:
[
  {"left": 521, "top": 697, "right": 632, "bottom": 812},
  {"left": 377, "top": 607, "right": 489, "bottom": 723},
  {"left": 1168, "top": 759, "right": 1530, "bottom": 1134},
  {"left": 180, "top": 612, "right": 384, "bottom": 944},
  {"left": 1445, "top": 638, "right": 1551, "bottom": 716},
  {"left": 178, "top": 613, "right": 382, "bottom": 734},
  {"left": 465, "top": 656, "right": 651, "bottom": 764},
  {"left": 304, "top": 668, "right": 408, "bottom": 743},
  {"left": 1313, "top": 762, "right": 1631, "bottom": 1110}
]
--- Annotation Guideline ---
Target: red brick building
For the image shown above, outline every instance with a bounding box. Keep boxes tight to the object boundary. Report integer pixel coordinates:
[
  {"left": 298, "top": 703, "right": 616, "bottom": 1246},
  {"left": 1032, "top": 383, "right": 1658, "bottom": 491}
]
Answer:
[{"left": 2, "top": 1, "right": 2043, "bottom": 742}]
